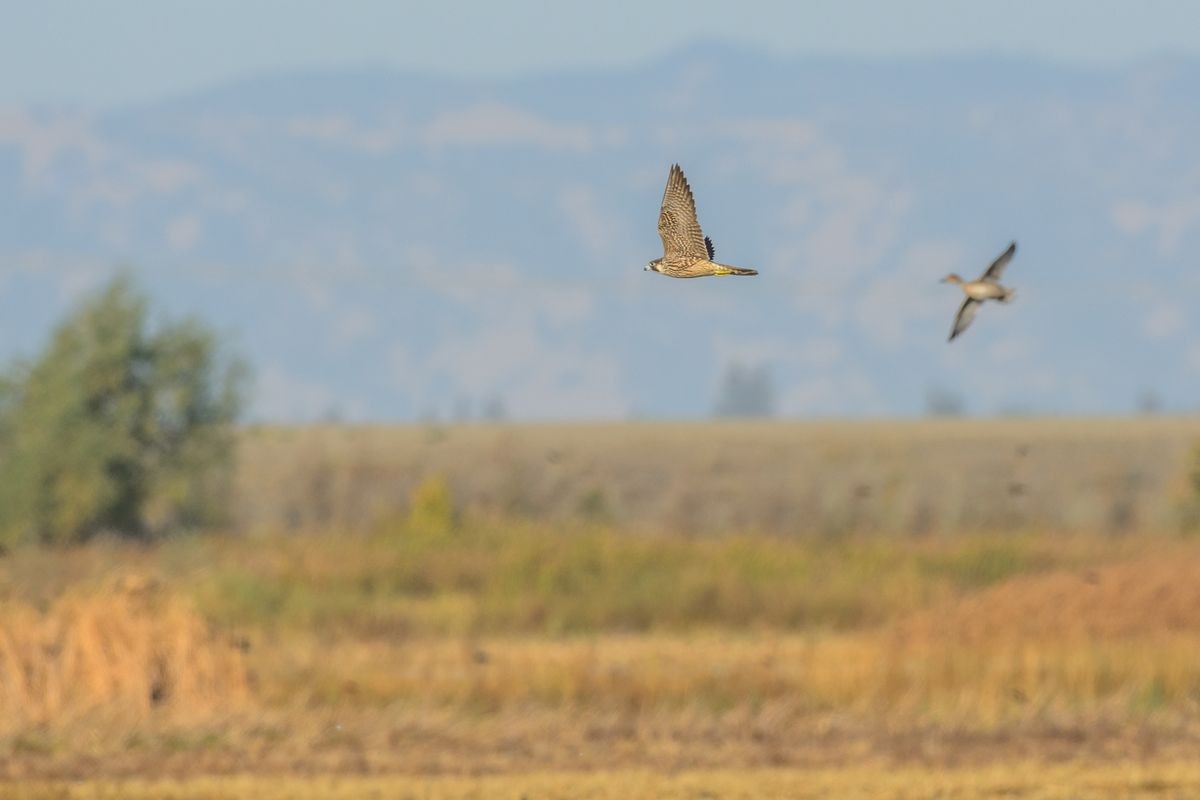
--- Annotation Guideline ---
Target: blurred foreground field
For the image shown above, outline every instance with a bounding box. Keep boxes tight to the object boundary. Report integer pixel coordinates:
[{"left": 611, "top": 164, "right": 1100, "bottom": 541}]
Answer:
[
  {"left": 3, "top": 419, "right": 1200, "bottom": 795},
  {"left": 7, "top": 763, "right": 1200, "bottom": 799}
]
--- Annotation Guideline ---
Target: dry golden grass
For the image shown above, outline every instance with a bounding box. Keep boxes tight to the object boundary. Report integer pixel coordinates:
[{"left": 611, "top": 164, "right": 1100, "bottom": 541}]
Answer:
[
  {"left": 904, "top": 554, "right": 1200, "bottom": 644},
  {"left": 5, "top": 418, "right": 1200, "bottom": 780},
  {"left": 254, "top": 622, "right": 1200, "bottom": 723},
  {"left": 6, "top": 763, "right": 1200, "bottom": 799},
  {"left": 4, "top": 536, "right": 1200, "bottom": 778},
  {"left": 0, "top": 575, "right": 248, "bottom": 730}
]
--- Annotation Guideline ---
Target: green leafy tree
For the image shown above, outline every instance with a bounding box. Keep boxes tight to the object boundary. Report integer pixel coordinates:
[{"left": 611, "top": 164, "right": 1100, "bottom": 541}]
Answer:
[{"left": 0, "top": 275, "right": 246, "bottom": 545}]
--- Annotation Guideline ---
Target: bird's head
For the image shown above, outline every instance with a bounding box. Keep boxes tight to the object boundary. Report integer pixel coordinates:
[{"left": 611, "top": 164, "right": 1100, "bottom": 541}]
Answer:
[
  {"left": 645, "top": 259, "right": 661, "bottom": 273},
  {"left": 940, "top": 273, "right": 963, "bottom": 285}
]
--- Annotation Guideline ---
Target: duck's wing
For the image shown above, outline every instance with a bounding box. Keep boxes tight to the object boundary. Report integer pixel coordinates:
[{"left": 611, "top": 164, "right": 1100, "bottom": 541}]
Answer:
[
  {"left": 980, "top": 241, "right": 1017, "bottom": 282},
  {"left": 657, "top": 164, "right": 710, "bottom": 260},
  {"left": 949, "top": 297, "right": 980, "bottom": 342}
]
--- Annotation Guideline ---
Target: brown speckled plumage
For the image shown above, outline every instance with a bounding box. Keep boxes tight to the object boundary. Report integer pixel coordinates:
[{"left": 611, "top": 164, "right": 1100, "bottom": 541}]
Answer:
[{"left": 645, "top": 164, "right": 757, "bottom": 279}]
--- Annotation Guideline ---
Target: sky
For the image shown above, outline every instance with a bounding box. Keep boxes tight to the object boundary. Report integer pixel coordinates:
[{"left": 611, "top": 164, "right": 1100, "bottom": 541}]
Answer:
[
  {"left": 5, "top": 1, "right": 1200, "bottom": 421},
  {"left": 6, "top": 1, "right": 1200, "bottom": 106}
]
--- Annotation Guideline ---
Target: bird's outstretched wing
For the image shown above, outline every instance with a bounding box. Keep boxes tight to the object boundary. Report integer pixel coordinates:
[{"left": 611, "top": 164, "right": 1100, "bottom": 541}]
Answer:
[
  {"left": 657, "top": 164, "right": 709, "bottom": 259},
  {"left": 980, "top": 241, "right": 1017, "bottom": 282},
  {"left": 949, "top": 297, "right": 980, "bottom": 341}
]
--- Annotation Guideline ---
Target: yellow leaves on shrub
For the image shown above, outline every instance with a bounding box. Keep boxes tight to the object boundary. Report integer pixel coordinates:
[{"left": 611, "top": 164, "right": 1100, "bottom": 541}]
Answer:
[{"left": 408, "top": 475, "right": 457, "bottom": 535}]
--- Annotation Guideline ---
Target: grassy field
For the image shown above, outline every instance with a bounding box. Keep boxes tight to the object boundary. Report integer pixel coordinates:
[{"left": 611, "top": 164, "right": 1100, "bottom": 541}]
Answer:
[
  {"left": 235, "top": 418, "right": 1200, "bottom": 535},
  {"left": 3, "top": 419, "right": 1200, "bottom": 793},
  {"left": 4, "top": 523, "right": 1200, "bottom": 779},
  {"left": 7, "top": 763, "right": 1200, "bottom": 799}
]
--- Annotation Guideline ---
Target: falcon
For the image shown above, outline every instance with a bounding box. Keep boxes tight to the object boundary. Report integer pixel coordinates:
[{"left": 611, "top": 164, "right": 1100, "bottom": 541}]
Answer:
[{"left": 645, "top": 164, "right": 757, "bottom": 278}]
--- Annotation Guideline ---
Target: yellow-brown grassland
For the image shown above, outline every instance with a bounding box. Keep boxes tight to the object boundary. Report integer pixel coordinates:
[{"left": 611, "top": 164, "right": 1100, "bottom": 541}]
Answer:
[{"left": 4, "top": 419, "right": 1200, "bottom": 798}]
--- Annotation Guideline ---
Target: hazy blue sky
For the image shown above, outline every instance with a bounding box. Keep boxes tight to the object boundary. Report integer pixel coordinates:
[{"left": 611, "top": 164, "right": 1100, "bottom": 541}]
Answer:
[{"left": 7, "top": 1, "right": 1200, "bottom": 106}]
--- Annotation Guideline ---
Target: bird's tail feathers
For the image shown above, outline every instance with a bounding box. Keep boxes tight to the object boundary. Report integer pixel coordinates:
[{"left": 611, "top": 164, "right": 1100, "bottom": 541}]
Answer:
[
  {"left": 714, "top": 264, "right": 758, "bottom": 276},
  {"left": 1002, "top": 288, "right": 1016, "bottom": 303}
]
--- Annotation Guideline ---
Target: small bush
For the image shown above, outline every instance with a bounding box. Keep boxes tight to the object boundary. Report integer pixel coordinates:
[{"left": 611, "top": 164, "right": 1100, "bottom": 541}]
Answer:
[{"left": 407, "top": 475, "right": 457, "bottom": 535}]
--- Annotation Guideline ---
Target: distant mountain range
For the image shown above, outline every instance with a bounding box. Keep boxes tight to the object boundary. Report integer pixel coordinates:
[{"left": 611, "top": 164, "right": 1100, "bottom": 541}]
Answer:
[{"left": 3, "top": 44, "right": 1199, "bottom": 420}]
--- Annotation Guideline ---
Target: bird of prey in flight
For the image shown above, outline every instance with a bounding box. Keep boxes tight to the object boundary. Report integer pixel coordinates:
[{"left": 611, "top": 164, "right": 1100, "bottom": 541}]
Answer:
[{"left": 645, "top": 164, "right": 757, "bottom": 278}]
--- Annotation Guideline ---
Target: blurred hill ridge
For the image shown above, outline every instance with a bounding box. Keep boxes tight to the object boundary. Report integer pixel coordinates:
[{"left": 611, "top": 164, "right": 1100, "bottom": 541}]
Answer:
[{"left": 3, "top": 43, "right": 1199, "bottom": 421}]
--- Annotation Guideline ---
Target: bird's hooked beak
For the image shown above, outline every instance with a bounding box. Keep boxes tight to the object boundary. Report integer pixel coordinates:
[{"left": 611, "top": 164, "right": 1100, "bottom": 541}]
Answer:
[{"left": 644, "top": 263, "right": 655, "bottom": 272}]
